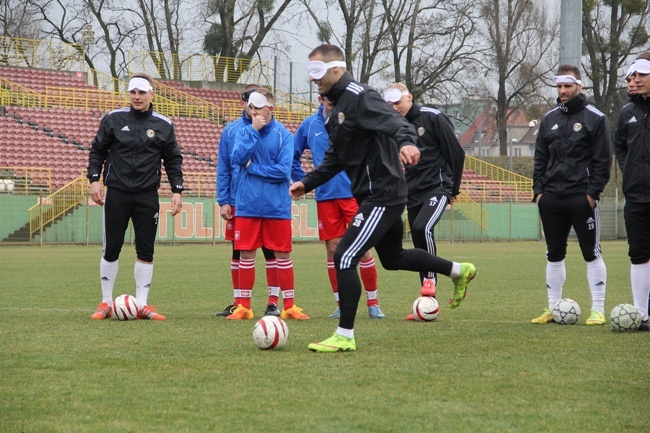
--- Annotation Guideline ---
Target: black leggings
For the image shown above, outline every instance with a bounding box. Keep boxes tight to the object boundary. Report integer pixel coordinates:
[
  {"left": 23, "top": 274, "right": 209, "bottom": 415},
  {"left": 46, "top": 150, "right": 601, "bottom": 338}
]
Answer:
[
  {"left": 103, "top": 188, "right": 159, "bottom": 263},
  {"left": 334, "top": 202, "right": 453, "bottom": 329}
]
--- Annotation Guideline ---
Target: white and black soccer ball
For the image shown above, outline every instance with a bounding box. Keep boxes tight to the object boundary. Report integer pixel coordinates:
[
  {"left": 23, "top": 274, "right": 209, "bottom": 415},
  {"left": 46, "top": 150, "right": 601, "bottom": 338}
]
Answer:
[
  {"left": 113, "top": 294, "right": 140, "bottom": 321},
  {"left": 610, "top": 303, "right": 642, "bottom": 332},
  {"left": 552, "top": 298, "right": 581, "bottom": 325},
  {"left": 253, "top": 316, "right": 288, "bottom": 350},
  {"left": 412, "top": 296, "right": 440, "bottom": 322}
]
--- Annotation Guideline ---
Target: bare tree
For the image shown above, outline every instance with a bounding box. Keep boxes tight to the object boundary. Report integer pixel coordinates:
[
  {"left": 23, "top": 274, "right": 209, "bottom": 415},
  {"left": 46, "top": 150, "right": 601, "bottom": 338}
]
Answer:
[
  {"left": 380, "top": 0, "right": 480, "bottom": 103},
  {"left": 582, "top": 0, "right": 650, "bottom": 117},
  {"left": 477, "top": 0, "right": 557, "bottom": 156},
  {"left": 1, "top": 0, "right": 41, "bottom": 39},
  {"left": 203, "top": 0, "right": 293, "bottom": 83}
]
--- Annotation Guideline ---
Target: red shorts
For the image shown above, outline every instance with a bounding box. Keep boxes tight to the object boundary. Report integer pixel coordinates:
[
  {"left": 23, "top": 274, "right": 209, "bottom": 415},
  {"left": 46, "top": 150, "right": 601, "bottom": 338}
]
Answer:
[
  {"left": 317, "top": 198, "right": 359, "bottom": 241},
  {"left": 224, "top": 206, "right": 236, "bottom": 241},
  {"left": 234, "top": 217, "right": 292, "bottom": 252}
]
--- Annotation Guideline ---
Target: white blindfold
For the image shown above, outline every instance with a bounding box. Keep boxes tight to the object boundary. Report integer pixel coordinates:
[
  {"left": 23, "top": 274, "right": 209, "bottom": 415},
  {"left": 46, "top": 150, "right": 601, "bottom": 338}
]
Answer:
[
  {"left": 629, "top": 59, "right": 650, "bottom": 76},
  {"left": 553, "top": 75, "right": 582, "bottom": 86},
  {"left": 248, "top": 92, "right": 273, "bottom": 108},
  {"left": 308, "top": 60, "right": 347, "bottom": 80},
  {"left": 383, "top": 88, "right": 408, "bottom": 103},
  {"left": 128, "top": 77, "right": 153, "bottom": 92}
]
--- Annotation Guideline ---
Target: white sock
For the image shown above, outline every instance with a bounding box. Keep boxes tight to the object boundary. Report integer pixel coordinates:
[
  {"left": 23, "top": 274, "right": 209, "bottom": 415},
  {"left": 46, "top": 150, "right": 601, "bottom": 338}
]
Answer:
[
  {"left": 134, "top": 261, "right": 154, "bottom": 307},
  {"left": 100, "top": 258, "right": 118, "bottom": 304},
  {"left": 337, "top": 327, "right": 354, "bottom": 339},
  {"left": 449, "top": 263, "right": 461, "bottom": 279},
  {"left": 631, "top": 261, "right": 650, "bottom": 320},
  {"left": 546, "top": 260, "right": 565, "bottom": 309},
  {"left": 586, "top": 256, "right": 606, "bottom": 314}
]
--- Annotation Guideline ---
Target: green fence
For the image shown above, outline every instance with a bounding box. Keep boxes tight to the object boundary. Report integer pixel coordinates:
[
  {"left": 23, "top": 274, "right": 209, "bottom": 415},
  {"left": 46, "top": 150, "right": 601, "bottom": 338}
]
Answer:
[{"left": 0, "top": 195, "right": 626, "bottom": 244}]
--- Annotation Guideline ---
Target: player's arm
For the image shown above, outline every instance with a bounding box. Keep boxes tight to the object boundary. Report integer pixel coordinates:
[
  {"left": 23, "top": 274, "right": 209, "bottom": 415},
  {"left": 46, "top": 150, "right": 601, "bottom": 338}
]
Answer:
[
  {"left": 613, "top": 111, "right": 629, "bottom": 174},
  {"left": 436, "top": 113, "right": 465, "bottom": 196},
  {"left": 231, "top": 126, "right": 259, "bottom": 167},
  {"left": 217, "top": 129, "right": 233, "bottom": 208},
  {"left": 532, "top": 120, "right": 550, "bottom": 201},
  {"left": 291, "top": 122, "right": 309, "bottom": 181},
  {"left": 355, "top": 90, "right": 419, "bottom": 165},
  {"left": 301, "top": 144, "right": 344, "bottom": 193},
  {"left": 247, "top": 131, "right": 293, "bottom": 183},
  {"left": 87, "top": 114, "right": 113, "bottom": 205},
  {"left": 587, "top": 115, "right": 612, "bottom": 201}
]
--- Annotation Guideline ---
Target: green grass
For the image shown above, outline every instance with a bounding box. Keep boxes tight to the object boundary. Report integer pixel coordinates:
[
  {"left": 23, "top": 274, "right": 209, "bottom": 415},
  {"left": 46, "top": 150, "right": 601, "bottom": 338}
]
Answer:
[{"left": 1, "top": 241, "right": 648, "bottom": 432}]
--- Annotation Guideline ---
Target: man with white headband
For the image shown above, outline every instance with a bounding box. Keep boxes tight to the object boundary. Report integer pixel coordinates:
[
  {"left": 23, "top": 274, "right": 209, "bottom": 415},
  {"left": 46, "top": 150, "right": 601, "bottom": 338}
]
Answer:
[
  {"left": 383, "top": 83, "right": 466, "bottom": 320},
  {"left": 290, "top": 44, "right": 476, "bottom": 352},
  {"left": 614, "top": 53, "right": 650, "bottom": 331},
  {"left": 532, "top": 64, "right": 611, "bottom": 326},
  {"left": 228, "top": 87, "right": 310, "bottom": 321},
  {"left": 87, "top": 73, "right": 184, "bottom": 321},
  {"left": 216, "top": 84, "right": 283, "bottom": 319},
  {"left": 292, "top": 94, "right": 387, "bottom": 320}
]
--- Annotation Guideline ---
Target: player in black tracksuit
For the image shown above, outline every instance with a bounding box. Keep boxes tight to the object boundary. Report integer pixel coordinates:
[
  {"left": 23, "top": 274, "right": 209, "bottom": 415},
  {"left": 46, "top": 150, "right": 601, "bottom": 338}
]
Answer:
[
  {"left": 87, "top": 74, "right": 184, "bottom": 321},
  {"left": 531, "top": 65, "right": 611, "bottom": 325},
  {"left": 290, "top": 44, "right": 476, "bottom": 352},
  {"left": 384, "top": 84, "right": 465, "bottom": 293},
  {"left": 614, "top": 56, "right": 650, "bottom": 328}
]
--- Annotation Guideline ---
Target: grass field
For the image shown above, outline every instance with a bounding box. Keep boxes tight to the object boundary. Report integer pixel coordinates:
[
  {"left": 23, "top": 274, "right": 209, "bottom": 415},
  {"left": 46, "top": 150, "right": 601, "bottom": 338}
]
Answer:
[{"left": 1, "top": 240, "right": 648, "bottom": 433}]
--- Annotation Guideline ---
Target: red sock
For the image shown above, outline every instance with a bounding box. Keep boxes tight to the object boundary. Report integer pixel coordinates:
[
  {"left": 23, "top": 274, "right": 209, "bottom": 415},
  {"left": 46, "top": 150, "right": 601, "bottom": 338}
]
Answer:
[
  {"left": 327, "top": 260, "right": 340, "bottom": 305},
  {"left": 237, "top": 258, "right": 255, "bottom": 309},
  {"left": 360, "top": 257, "right": 379, "bottom": 306},
  {"left": 277, "top": 258, "right": 295, "bottom": 310}
]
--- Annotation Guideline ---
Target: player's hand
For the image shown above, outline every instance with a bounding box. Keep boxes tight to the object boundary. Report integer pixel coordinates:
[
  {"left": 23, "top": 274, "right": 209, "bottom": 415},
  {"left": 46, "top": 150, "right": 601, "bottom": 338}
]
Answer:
[
  {"left": 450, "top": 195, "right": 458, "bottom": 204},
  {"left": 170, "top": 193, "right": 182, "bottom": 216},
  {"left": 220, "top": 204, "right": 233, "bottom": 220},
  {"left": 89, "top": 182, "right": 104, "bottom": 205},
  {"left": 252, "top": 115, "right": 266, "bottom": 131},
  {"left": 289, "top": 181, "right": 305, "bottom": 200},
  {"left": 400, "top": 145, "right": 420, "bottom": 166},
  {"left": 587, "top": 194, "right": 596, "bottom": 208}
]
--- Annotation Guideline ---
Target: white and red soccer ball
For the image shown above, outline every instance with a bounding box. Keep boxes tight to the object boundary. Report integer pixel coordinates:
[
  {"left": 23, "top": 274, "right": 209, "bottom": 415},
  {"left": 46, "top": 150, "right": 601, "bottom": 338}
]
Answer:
[
  {"left": 412, "top": 296, "right": 440, "bottom": 322},
  {"left": 113, "top": 294, "right": 140, "bottom": 321},
  {"left": 253, "top": 316, "right": 289, "bottom": 349}
]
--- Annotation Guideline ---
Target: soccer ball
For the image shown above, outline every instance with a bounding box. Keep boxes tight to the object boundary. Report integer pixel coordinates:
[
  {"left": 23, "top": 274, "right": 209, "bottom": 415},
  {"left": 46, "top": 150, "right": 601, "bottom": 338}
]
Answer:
[
  {"left": 411, "top": 296, "right": 440, "bottom": 322},
  {"left": 610, "top": 303, "right": 642, "bottom": 332},
  {"left": 113, "top": 294, "right": 140, "bottom": 321},
  {"left": 253, "top": 316, "right": 289, "bottom": 350},
  {"left": 552, "top": 298, "right": 581, "bottom": 325}
]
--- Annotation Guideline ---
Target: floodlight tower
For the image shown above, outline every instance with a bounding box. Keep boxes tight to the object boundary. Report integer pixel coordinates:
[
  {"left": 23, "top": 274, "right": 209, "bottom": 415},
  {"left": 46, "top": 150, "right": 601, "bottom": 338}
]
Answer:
[{"left": 559, "top": 0, "right": 582, "bottom": 67}]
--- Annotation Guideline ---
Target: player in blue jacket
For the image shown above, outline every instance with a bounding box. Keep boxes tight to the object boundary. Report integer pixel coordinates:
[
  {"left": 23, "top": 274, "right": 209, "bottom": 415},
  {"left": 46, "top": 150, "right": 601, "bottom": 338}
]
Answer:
[
  {"left": 216, "top": 85, "right": 281, "bottom": 318},
  {"left": 292, "top": 96, "right": 386, "bottom": 319},
  {"left": 228, "top": 88, "right": 310, "bottom": 320}
]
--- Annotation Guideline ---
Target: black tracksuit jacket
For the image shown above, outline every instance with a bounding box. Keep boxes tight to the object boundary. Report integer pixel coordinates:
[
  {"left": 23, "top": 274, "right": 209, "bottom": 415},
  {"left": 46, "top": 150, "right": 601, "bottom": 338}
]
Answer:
[
  {"left": 301, "top": 72, "right": 418, "bottom": 206},
  {"left": 87, "top": 104, "right": 184, "bottom": 194},
  {"left": 614, "top": 97, "right": 650, "bottom": 204},
  {"left": 404, "top": 102, "right": 465, "bottom": 208},
  {"left": 533, "top": 94, "right": 611, "bottom": 201}
]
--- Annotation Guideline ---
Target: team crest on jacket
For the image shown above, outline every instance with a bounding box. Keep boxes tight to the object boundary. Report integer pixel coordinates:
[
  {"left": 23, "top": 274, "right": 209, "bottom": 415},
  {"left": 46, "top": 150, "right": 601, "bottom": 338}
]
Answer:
[
  {"left": 146, "top": 129, "right": 155, "bottom": 138},
  {"left": 417, "top": 127, "right": 425, "bottom": 136},
  {"left": 572, "top": 123, "right": 582, "bottom": 132},
  {"left": 338, "top": 112, "right": 345, "bottom": 124}
]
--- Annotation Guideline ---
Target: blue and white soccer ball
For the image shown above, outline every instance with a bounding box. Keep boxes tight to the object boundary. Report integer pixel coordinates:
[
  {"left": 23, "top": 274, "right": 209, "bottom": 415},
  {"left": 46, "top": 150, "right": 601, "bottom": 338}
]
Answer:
[
  {"left": 552, "top": 298, "right": 581, "bottom": 325},
  {"left": 610, "top": 303, "right": 642, "bottom": 332}
]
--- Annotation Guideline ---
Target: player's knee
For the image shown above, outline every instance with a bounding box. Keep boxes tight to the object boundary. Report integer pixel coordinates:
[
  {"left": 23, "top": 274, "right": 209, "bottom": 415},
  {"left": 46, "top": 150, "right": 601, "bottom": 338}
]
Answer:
[{"left": 547, "top": 252, "right": 566, "bottom": 262}]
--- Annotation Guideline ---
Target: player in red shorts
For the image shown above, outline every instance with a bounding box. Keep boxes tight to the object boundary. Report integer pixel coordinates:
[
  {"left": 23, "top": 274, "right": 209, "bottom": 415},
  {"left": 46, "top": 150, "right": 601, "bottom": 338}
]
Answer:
[
  {"left": 293, "top": 95, "right": 385, "bottom": 319},
  {"left": 217, "top": 85, "right": 282, "bottom": 318},
  {"left": 228, "top": 88, "right": 310, "bottom": 320}
]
